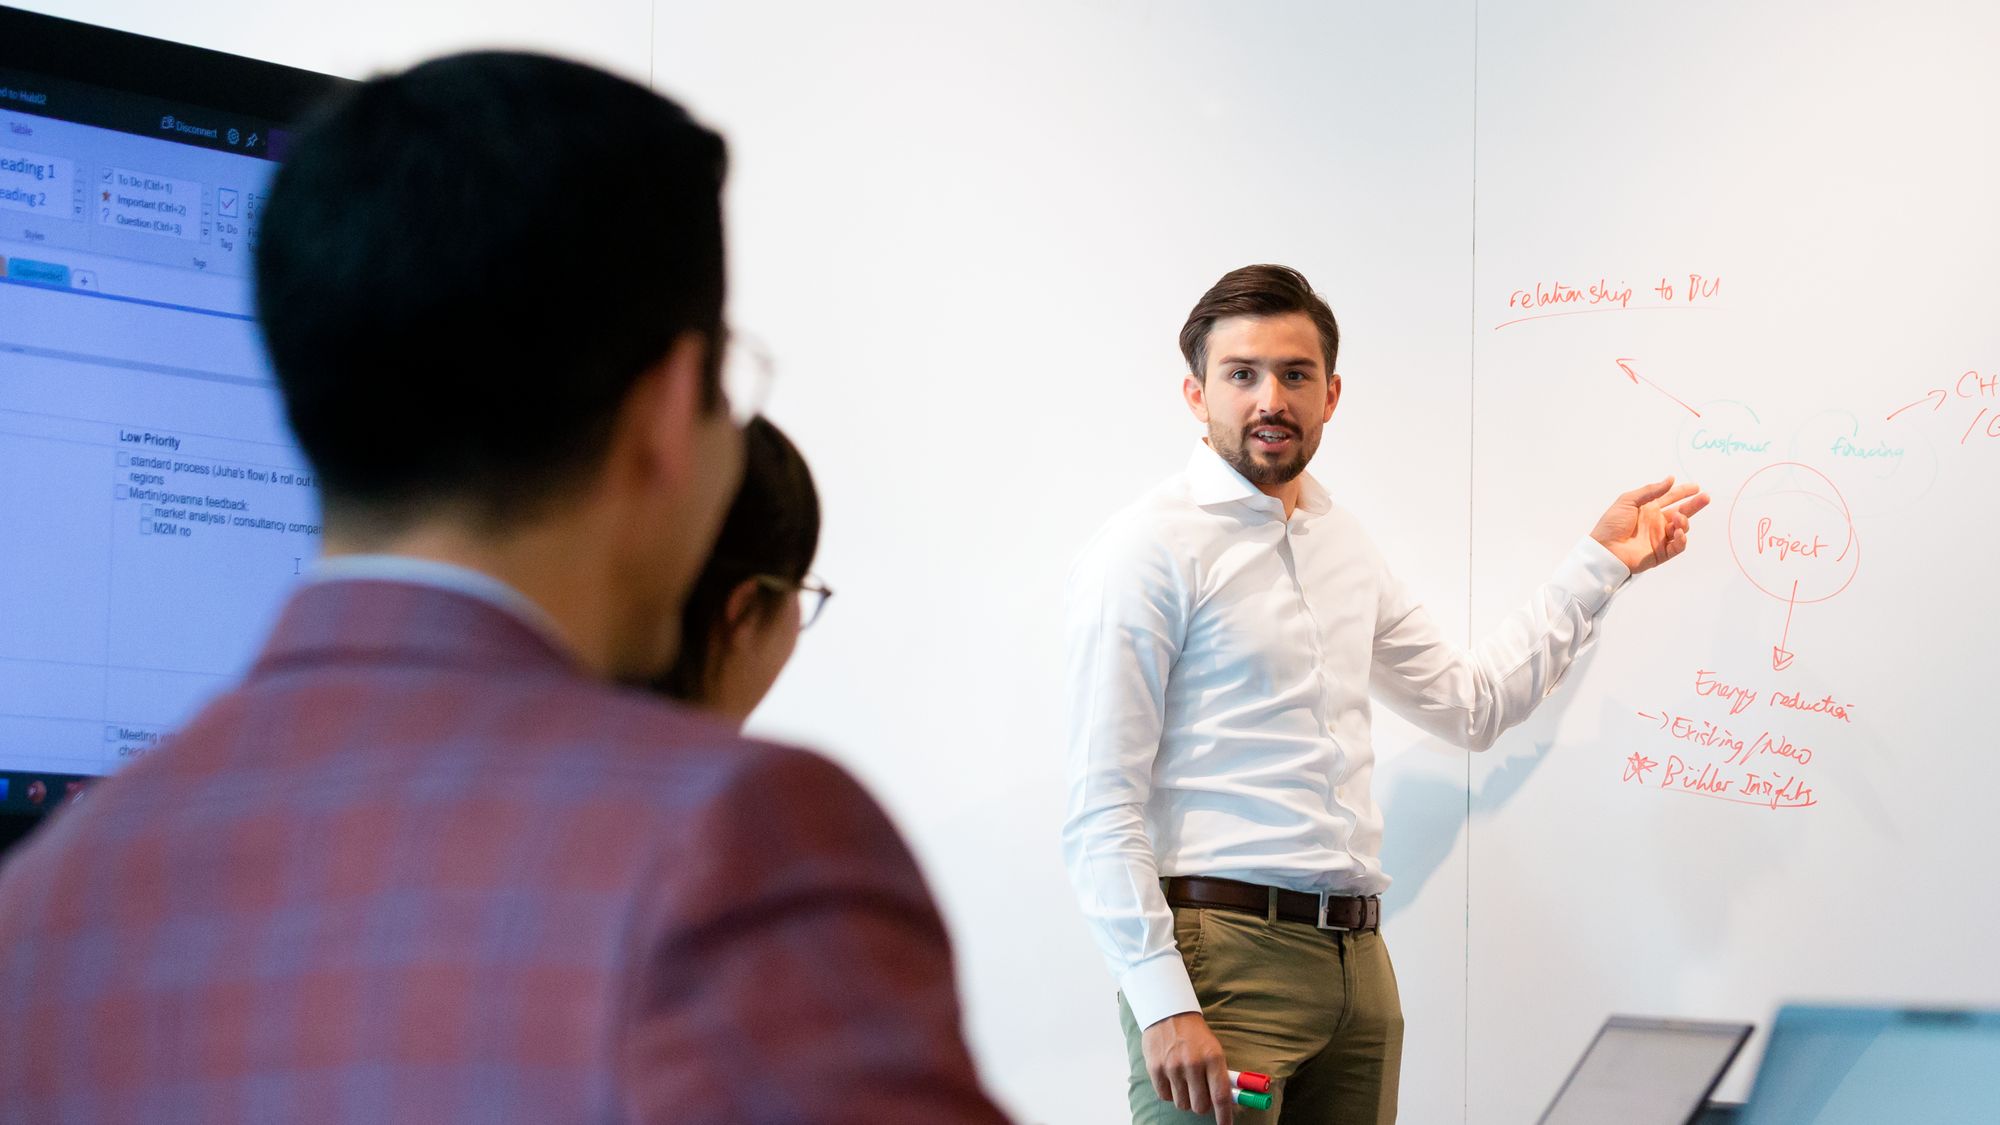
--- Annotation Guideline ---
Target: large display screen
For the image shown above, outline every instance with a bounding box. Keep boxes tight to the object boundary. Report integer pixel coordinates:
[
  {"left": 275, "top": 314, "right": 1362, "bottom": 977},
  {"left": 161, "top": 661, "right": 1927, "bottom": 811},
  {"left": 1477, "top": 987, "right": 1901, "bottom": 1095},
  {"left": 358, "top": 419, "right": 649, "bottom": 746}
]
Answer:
[{"left": 0, "top": 6, "right": 347, "bottom": 831}]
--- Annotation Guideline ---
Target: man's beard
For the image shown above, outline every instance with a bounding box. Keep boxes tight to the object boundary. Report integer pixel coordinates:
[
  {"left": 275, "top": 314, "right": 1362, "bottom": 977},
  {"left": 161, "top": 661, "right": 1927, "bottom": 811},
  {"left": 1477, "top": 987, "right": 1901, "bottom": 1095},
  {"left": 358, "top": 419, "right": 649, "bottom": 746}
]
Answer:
[{"left": 1211, "top": 419, "right": 1315, "bottom": 486}]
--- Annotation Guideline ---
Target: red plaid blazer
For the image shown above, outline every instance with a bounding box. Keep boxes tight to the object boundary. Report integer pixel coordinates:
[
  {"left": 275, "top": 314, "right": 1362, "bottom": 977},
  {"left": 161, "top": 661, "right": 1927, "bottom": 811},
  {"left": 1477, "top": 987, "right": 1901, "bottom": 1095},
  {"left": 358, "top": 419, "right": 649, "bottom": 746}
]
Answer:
[{"left": 0, "top": 580, "right": 1010, "bottom": 1124}]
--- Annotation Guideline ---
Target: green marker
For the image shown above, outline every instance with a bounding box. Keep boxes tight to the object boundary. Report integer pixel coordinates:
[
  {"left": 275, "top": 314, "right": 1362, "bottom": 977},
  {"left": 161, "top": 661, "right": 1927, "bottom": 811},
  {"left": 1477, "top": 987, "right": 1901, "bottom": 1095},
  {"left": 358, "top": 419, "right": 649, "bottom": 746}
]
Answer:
[{"left": 1232, "top": 1088, "right": 1273, "bottom": 1111}]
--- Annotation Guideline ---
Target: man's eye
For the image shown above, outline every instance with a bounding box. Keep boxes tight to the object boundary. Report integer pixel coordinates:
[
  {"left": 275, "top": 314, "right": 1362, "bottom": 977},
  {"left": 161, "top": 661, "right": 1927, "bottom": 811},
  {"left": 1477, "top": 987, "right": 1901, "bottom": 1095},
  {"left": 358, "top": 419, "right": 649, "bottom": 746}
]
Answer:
[
  {"left": 1286, "top": 370, "right": 1308, "bottom": 382},
  {"left": 1230, "top": 369, "right": 1254, "bottom": 381}
]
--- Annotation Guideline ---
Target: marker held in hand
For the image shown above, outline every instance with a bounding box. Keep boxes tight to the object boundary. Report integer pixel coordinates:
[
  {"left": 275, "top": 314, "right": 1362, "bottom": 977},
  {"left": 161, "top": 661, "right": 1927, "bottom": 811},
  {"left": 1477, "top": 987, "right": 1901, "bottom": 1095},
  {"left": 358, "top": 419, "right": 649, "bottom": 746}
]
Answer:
[
  {"left": 1228, "top": 1070, "right": 1272, "bottom": 1094},
  {"left": 1231, "top": 1088, "right": 1273, "bottom": 1110}
]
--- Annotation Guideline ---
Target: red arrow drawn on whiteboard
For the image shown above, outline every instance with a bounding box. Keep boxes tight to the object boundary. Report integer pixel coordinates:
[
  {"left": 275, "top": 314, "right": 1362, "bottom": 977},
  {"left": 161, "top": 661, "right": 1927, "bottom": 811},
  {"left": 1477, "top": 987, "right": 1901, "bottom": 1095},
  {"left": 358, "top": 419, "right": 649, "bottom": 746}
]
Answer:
[
  {"left": 1616, "top": 358, "right": 1702, "bottom": 418},
  {"left": 1772, "top": 579, "right": 1799, "bottom": 672}
]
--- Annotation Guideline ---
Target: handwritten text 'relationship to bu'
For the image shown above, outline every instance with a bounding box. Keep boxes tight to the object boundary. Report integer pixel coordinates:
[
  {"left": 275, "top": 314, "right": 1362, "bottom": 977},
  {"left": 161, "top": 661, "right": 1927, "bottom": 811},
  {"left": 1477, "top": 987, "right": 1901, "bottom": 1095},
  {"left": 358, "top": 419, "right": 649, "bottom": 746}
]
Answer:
[{"left": 1495, "top": 272, "right": 1720, "bottom": 330}]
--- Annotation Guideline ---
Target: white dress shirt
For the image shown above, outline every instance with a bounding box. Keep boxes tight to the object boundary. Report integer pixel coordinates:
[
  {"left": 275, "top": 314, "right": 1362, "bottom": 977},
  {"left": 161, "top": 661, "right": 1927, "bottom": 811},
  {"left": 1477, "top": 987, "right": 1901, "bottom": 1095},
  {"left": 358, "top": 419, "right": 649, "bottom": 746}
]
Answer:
[{"left": 1061, "top": 441, "right": 1630, "bottom": 1028}]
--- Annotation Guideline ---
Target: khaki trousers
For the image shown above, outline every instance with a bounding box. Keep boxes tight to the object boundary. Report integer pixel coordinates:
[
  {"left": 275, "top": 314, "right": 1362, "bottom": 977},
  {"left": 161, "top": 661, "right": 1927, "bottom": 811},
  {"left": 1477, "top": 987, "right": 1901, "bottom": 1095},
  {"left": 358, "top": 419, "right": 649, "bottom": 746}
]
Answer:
[{"left": 1119, "top": 904, "right": 1403, "bottom": 1124}]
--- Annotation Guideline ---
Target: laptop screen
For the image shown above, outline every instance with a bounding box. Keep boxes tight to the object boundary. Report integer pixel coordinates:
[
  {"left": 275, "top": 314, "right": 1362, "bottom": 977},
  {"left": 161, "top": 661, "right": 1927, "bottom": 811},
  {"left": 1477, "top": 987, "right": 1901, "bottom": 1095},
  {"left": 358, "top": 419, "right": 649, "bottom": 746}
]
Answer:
[
  {"left": 1541, "top": 1016, "right": 1753, "bottom": 1125},
  {"left": 1738, "top": 1006, "right": 2000, "bottom": 1125}
]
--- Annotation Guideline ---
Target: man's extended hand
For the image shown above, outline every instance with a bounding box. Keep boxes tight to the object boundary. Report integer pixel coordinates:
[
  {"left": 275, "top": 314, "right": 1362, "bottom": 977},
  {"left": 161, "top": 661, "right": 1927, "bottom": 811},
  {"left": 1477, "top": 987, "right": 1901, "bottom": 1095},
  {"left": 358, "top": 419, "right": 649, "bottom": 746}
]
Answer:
[
  {"left": 1141, "top": 1011, "right": 1236, "bottom": 1124},
  {"left": 1591, "top": 475, "right": 1711, "bottom": 574}
]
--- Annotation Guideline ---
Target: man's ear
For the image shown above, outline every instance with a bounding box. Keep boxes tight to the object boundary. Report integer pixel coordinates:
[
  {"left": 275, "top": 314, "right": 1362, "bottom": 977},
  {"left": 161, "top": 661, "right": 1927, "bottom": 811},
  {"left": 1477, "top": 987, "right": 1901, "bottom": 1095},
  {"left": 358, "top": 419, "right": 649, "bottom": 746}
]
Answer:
[
  {"left": 1324, "top": 371, "right": 1342, "bottom": 422},
  {"left": 722, "top": 577, "right": 765, "bottom": 646},
  {"left": 1182, "top": 372, "right": 1210, "bottom": 423},
  {"left": 621, "top": 330, "right": 711, "bottom": 496}
]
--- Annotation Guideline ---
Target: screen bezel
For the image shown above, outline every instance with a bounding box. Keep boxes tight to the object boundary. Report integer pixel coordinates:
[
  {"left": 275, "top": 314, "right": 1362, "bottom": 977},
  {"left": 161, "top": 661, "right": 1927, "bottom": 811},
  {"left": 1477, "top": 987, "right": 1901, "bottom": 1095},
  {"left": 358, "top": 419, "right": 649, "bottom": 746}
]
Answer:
[
  {"left": 0, "top": 5, "right": 343, "bottom": 129},
  {"left": 1538, "top": 1014, "right": 1756, "bottom": 1125}
]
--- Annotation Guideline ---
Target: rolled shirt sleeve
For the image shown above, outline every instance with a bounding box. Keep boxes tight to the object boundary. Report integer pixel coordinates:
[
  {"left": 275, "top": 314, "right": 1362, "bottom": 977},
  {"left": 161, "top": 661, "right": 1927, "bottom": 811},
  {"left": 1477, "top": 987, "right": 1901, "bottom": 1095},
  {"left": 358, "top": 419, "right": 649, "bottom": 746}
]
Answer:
[{"left": 1369, "top": 537, "right": 1630, "bottom": 752}]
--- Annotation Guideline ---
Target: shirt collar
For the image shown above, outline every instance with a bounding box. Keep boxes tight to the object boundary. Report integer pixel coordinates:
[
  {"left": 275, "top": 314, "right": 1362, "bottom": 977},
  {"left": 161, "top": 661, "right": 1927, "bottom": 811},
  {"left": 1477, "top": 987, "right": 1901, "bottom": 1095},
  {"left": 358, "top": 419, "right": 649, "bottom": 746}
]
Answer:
[
  {"left": 304, "top": 554, "right": 570, "bottom": 651},
  {"left": 1185, "top": 439, "right": 1332, "bottom": 518}
]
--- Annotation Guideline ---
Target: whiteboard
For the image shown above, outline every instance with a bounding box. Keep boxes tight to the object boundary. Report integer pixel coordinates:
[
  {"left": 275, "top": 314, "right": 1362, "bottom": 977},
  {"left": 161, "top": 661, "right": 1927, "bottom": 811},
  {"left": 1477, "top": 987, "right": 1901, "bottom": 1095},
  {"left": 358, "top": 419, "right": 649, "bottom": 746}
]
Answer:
[{"left": 1469, "top": 2, "right": 2000, "bottom": 1121}]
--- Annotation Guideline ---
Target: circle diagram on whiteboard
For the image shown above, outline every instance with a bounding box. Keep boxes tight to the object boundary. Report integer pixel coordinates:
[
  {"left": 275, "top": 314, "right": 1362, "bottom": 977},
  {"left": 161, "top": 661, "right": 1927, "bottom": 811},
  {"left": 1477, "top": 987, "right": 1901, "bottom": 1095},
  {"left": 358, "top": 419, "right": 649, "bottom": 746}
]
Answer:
[{"left": 1726, "top": 462, "right": 1859, "bottom": 671}]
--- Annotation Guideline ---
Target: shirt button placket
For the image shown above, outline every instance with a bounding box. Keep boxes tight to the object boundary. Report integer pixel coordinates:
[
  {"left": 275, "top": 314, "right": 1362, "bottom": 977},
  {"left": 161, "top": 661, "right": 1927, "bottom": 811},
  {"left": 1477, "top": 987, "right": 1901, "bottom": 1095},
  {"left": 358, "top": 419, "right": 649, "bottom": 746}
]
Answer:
[{"left": 1285, "top": 518, "right": 1335, "bottom": 731}]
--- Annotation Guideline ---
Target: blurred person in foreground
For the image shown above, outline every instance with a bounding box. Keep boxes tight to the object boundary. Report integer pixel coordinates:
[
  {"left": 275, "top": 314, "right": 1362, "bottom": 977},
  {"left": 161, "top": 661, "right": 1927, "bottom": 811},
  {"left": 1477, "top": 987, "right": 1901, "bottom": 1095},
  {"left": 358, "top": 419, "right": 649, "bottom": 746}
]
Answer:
[
  {"left": 0, "top": 52, "right": 1007, "bottom": 1125},
  {"left": 656, "top": 416, "right": 831, "bottom": 726}
]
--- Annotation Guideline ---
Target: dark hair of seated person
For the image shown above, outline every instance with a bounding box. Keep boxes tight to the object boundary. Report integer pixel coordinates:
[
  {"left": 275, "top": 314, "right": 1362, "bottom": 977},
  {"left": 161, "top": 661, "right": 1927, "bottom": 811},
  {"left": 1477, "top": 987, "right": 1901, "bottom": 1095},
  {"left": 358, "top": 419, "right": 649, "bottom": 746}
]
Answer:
[{"left": 656, "top": 416, "right": 820, "bottom": 708}]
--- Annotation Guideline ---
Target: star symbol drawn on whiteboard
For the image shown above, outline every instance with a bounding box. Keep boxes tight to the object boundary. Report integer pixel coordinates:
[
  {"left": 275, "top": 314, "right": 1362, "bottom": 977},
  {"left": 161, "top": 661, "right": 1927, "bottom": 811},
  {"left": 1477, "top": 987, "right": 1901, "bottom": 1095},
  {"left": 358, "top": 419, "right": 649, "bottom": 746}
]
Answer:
[{"left": 1622, "top": 751, "right": 1659, "bottom": 784}]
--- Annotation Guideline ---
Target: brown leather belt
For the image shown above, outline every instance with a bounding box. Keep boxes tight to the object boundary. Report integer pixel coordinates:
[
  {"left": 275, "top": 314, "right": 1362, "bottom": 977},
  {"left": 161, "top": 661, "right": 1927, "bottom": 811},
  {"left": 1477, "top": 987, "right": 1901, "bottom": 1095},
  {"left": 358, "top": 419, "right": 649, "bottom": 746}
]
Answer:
[{"left": 1164, "top": 875, "right": 1381, "bottom": 932}]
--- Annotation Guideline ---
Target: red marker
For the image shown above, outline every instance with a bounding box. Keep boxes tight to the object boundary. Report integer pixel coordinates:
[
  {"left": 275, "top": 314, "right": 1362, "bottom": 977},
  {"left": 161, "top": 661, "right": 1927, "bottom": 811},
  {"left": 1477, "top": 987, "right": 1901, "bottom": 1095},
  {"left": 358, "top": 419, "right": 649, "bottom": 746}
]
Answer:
[
  {"left": 1229, "top": 1070, "right": 1272, "bottom": 1094},
  {"left": 1231, "top": 1088, "right": 1273, "bottom": 1110}
]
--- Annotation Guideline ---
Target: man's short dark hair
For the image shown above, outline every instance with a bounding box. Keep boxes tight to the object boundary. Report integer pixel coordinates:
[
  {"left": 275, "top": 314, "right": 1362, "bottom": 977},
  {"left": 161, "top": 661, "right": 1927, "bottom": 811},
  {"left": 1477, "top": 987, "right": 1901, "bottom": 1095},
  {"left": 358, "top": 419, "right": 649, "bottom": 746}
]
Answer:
[
  {"left": 1178, "top": 264, "right": 1340, "bottom": 381},
  {"left": 255, "top": 52, "right": 728, "bottom": 526}
]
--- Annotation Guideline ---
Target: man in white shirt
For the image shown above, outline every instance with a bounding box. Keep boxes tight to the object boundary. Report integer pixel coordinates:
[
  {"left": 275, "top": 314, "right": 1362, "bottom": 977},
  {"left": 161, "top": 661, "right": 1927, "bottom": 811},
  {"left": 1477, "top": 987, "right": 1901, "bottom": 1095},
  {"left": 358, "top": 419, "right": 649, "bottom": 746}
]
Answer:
[{"left": 1061, "top": 264, "right": 1709, "bottom": 1124}]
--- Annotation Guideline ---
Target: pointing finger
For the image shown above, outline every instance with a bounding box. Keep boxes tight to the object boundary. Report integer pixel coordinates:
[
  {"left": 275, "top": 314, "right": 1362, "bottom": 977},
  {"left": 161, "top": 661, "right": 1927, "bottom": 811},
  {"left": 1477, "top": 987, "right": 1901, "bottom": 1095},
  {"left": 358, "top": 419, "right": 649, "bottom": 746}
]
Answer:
[
  {"left": 1669, "top": 491, "right": 1713, "bottom": 520},
  {"left": 1622, "top": 475, "right": 1675, "bottom": 506},
  {"left": 1650, "top": 481, "right": 1702, "bottom": 510}
]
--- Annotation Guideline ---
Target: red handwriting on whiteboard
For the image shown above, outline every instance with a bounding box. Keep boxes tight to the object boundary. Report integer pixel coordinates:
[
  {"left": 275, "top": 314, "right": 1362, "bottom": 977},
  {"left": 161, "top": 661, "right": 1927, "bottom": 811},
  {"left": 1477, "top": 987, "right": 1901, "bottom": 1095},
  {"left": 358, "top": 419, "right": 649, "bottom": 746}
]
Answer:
[
  {"left": 1507, "top": 279, "right": 1633, "bottom": 310},
  {"left": 1652, "top": 273, "right": 1721, "bottom": 302},
  {"left": 1661, "top": 754, "right": 1734, "bottom": 794},
  {"left": 1615, "top": 359, "right": 1703, "bottom": 418},
  {"left": 1632, "top": 711, "right": 1815, "bottom": 766},
  {"left": 1755, "top": 518, "right": 1829, "bottom": 561},
  {"left": 1727, "top": 465, "right": 1860, "bottom": 672},
  {"left": 1620, "top": 669, "right": 1850, "bottom": 810},
  {"left": 1495, "top": 272, "right": 1719, "bottom": 330},
  {"left": 1635, "top": 710, "right": 1742, "bottom": 752},
  {"left": 1692, "top": 669, "right": 1757, "bottom": 715},
  {"left": 1768, "top": 689, "right": 1853, "bottom": 723},
  {"left": 1960, "top": 408, "right": 2000, "bottom": 444},
  {"left": 1724, "top": 730, "right": 1813, "bottom": 768},
  {"left": 1886, "top": 369, "right": 2000, "bottom": 445},
  {"left": 1691, "top": 669, "right": 1853, "bottom": 724},
  {"left": 1652, "top": 755, "right": 1818, "bottom": 810}
]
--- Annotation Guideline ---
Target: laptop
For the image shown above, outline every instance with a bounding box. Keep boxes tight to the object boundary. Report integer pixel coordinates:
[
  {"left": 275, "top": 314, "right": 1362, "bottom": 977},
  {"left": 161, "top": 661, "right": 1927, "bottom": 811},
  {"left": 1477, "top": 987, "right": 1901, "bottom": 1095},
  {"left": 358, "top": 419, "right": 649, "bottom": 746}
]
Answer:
[
  {"left": 1738, "top": 1005, "right": 2000, "bottom": 1124},
  {"left": 1539, "top": 1015, "right": 1754, "bottom": 1125}
]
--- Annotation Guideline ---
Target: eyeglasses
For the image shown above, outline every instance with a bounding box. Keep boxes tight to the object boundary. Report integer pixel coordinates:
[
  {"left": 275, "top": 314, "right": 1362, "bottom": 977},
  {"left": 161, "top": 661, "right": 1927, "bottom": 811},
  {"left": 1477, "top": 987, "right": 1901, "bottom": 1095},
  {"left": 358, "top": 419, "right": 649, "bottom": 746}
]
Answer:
[
  {"left": 753, "top": 573, "right": 834, "bottom": 631},
  {"left": 720, "top": 329, "right": 775, "bottom": 426}
]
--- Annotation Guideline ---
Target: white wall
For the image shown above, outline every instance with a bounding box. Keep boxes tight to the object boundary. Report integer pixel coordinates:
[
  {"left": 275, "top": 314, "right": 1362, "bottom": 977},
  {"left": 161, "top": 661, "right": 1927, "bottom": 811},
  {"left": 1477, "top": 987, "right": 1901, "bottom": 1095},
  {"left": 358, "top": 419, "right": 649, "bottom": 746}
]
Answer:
[
  {"left": 19, "top": 2, "right": 1481, "bottom": 1121},
  {"left": 652, "top": 4, "right": 1479, "bottom": 1121}
]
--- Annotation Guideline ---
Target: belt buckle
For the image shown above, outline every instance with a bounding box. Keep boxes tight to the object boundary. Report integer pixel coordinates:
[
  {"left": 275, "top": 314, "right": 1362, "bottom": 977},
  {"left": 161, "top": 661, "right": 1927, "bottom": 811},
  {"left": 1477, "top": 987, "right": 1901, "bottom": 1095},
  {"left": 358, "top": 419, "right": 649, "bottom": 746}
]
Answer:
[{"left": 1315, "top": 891, "right": 1350, "bottom": 932}]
